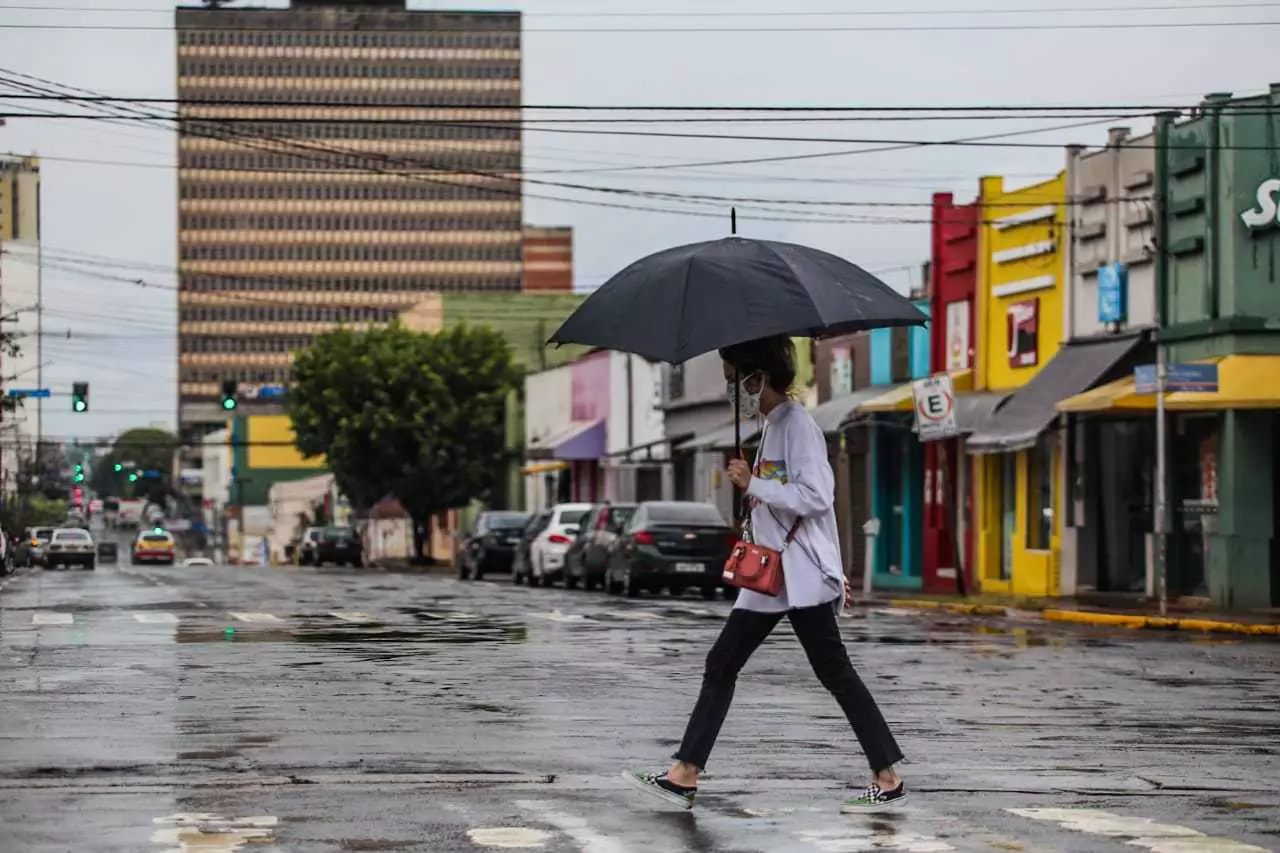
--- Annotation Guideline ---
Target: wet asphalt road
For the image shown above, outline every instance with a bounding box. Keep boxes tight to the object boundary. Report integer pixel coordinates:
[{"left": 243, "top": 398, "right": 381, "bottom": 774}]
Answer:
[{"left": 1, "top": 556, "right": 1278, "bottom": 853}]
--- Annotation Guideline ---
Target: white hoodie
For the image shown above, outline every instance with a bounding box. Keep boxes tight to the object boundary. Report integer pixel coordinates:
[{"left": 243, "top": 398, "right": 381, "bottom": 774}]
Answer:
[{"left": 737, "top": 400, "right": 845, "bottom": 614}]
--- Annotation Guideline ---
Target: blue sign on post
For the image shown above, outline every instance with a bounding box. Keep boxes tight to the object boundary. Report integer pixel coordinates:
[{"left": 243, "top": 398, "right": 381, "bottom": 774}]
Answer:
[
  {"left": 257, "top": 385, "right": 286, "bottom": 399},
  {"left": 1097, "top": 262, "right": 1128, "bottom": 324},
  {"left": 1134, "top": 363, "right": 1219, "bottom": 394},
  {"left": 6, "top": 388, "right": 50, "bottom": 399}
]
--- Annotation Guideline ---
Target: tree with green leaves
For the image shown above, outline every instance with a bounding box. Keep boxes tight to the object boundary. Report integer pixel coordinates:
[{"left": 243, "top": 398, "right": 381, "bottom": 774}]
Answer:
[
  {"left": 90, "top": 427, "right": 178, "bottom": 502},
  {"left": 289, "top": 322, "right": 520, "bottom": 561}
]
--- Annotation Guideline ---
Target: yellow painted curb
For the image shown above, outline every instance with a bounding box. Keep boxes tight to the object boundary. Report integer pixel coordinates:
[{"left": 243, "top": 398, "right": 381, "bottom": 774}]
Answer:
[
  {"left": 888, "top": 599, "right": 1008, "bottom": 617},
  {"left": 1042, "top": 609, "right": 1280, "bottom": 636}
]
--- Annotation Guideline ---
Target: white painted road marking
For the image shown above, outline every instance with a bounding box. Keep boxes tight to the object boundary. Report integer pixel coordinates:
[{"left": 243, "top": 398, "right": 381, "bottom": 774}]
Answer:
[
  {"left": 32, "top": 612, "right": 73, "bottom": 626},
  {"left": 533, "top": 610, "right": 591, "bottom": 622},
  {"left": 151, "top": 812, "right": 278, "bottom": 852},
  {"left": 1009, "top": 808, "right": 1270, "bottom": 853},
  {"left": 134, "top": 613, "right": 179, "bottom": 624},
  {"left": 798, "top": 826, "right": 954, "bottom": 852},
  {"left": 516, "top": 801, "right": 629, "bottom": 853},
  {"left": 466, "top": 827, "right": 552, "bottom": 849},
  {"left": 228, "top": 612, "right": 283, "bottom": 624},
  {"left": 330, "top": 611, "right": 376, "bottom": 623}
]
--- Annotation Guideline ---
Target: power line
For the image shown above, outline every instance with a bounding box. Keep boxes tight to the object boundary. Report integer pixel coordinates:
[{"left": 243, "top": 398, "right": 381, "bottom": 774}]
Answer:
[{"left": 0, "top": 19, "right": 1275, "bottom": 33}]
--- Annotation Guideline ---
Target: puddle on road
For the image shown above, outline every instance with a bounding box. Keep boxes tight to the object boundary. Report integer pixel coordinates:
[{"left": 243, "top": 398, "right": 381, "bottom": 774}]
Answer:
[{"left": 175, "top": 616, "right": 526, "bottom": 649}]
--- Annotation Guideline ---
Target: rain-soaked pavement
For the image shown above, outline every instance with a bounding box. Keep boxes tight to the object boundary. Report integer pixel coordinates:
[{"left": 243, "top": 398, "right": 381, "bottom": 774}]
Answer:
[{"left": 1, "top": 552, "right": 1278, "bottom": 852}]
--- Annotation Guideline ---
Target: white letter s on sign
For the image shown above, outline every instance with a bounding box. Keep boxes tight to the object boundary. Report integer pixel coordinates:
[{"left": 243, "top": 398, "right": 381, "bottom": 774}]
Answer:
[{"left": 1241, "top": 178, "right": 1280, "bottom": 229}]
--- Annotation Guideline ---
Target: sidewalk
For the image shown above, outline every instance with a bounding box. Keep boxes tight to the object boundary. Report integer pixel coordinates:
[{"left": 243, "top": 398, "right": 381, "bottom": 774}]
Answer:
[{"left": 854, "top": 592, "right": 1280, "bottom": 637}]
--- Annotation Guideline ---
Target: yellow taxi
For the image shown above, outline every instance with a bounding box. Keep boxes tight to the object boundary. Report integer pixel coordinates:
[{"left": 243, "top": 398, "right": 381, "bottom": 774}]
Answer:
[{"left": 132, "top": 528, "right": 176, "bottom": 566}]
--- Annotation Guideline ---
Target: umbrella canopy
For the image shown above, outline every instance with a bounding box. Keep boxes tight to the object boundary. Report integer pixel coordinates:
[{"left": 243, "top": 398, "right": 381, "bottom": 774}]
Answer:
[{"left": 548, "top": 237, "right": 928, "bottom": 364}]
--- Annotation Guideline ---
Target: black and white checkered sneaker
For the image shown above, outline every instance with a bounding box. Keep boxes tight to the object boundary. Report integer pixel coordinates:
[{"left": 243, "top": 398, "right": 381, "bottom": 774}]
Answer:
[
  {"left": 621, "top": 769, "right": 696, "bottom": 809},
  {"left": 841, "top": 781, "right": 908, "bottom": 812}
]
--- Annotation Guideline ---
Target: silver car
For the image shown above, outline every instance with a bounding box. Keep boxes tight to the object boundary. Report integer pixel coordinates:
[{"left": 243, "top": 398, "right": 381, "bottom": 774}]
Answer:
[{"left": 45, "top": 528, "right": 96, "bottom": 570}]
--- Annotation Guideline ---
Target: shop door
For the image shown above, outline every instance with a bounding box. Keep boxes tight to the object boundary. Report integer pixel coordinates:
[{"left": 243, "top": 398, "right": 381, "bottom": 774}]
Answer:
[
  {"left": 636, "top": 466, "right": 663, "bottom": 502},
  {"left": 999, "top": 454, "right": 1016, "bottom": 580},
  {"left": 882, "top": 431, "right": 903, "bottom": 576}
]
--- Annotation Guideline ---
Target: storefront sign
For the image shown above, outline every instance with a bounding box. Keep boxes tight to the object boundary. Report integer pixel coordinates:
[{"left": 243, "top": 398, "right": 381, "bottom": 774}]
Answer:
[
  {"left": 1097, "top": 262, "right": 1128, "bottom": 324},
  {"left": 1240, "top": 177, "right": 1280, "bottom": 230},
  {"left": 1006, "top": 298, "right": 1039, "bottom": 368},
  {"left": 911, "top": 374, "right": 958, "bottom": 442},
  {"left": 829, "top": 346, "right": 852, "bottom": 397},
  {"left": 945, "top": 300, "right": 971, "bottom": 370},
  {"left": 1133, "top": 363, "right": 1219, "bottom": 394}
]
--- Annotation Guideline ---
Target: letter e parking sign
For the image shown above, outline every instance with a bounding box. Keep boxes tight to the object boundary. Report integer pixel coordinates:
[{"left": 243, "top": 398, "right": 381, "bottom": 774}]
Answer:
[{"left": 911, "top": 375, "right": 959, "bottom": 442}]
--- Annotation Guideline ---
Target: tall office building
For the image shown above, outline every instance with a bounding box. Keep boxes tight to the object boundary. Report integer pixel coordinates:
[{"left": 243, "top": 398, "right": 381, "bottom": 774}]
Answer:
[{"left": 174, "top": 0, "right": 522, "bottom": 445}]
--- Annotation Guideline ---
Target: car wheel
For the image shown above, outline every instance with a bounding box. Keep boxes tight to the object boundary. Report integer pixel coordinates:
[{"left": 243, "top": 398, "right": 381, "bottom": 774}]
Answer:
[
  {"left": 86, "top": 560, "right": 96, "bottom": 571},
  {"left": 512, "top": 562, "right": 524, "bottom": 585},
  {"left": 623, "top": 569, "right": 640, "bottom": 599},
  {"left": 472, "top": 561, "right": 485, "bottom": 581},
  {"left": 457, "top": 555, "right": 469, "bottom": 580},
  {"left": 584, "top": 575, "right": 598, "bottom": 592},
  {"left": 701, "top": 585, "right": 717, "bottom": 600},
  {"left": 565, "top": 572, "right": 579, "bottom": 591},
  {"left": 667, "top": 584, "right": 685, "bottom": 598}
]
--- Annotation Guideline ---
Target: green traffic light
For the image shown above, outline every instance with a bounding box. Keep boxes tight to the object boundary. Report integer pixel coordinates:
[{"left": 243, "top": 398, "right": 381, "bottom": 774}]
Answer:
[
  {"left": 128, "top": 473, "right": 138, "bottom": 482},
  {"left": 113, "top": 463, "right": 123, "bottom": 472},
  {"left": 73, "top": 400, "right": 86, "bottom": 413},
  {"left": 221, "top": 398, "right": 237, "bottom": 411}
]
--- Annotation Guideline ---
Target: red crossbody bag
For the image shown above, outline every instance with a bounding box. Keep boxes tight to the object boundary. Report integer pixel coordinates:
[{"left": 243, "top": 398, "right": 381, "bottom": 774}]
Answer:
[{"left": 721, "top": 427, "right": 802, "bottom": 597}]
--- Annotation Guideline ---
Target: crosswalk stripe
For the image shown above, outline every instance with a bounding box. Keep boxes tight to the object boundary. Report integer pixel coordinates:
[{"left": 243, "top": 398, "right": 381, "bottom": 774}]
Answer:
[
  {"left": 516, "top": 801, "right": 629, "bottom": 853},
  {"left": 797, "top": 827, "right": 954, "bottom": 852},
  {"left": 329, "top": 612, "right": 375, "bottom": 623},
  {"left": 229, "top": 612, "right": 284, "bottom": 624},
  {"left": 32, "top": 612, "right": 73, "bottom": 626},
  {"left": 1008, "top": 808, "right": 1270, "bottom": 853},
  {"left": 134, "top": 613, "right": 179, "bottom": 624}
]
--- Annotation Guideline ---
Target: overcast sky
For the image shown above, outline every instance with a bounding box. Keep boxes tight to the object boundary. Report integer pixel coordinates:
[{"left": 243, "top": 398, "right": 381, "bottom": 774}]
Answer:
[{"left": 0, "top": 0, "right": 1273, "bottom": 441}]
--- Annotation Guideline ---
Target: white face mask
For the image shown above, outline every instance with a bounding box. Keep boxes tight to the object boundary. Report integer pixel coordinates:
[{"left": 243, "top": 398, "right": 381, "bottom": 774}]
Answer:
[{"left": 726, "top": 373, "right": 764, "bottom": 420}]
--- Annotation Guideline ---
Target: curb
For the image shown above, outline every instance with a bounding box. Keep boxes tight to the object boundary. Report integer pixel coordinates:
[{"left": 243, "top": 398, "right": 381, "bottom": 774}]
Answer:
[{"left": 874, "top": 597, "right": 1279, "bottom": 638}]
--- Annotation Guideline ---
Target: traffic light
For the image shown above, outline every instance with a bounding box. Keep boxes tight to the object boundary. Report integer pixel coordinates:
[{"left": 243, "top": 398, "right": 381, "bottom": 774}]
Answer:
[
  {"left": 73, "top": 463, "right": 85, "bottom": 483},
  {"left": 113, "top": 463, "right": 123, "bottom": 472},
  {"left": 71, "top": 381, "right": 89, "bottom": 413},
  {"left": 127, "top": 472, "right": 139, "bottom": 483},
  {"left": 220, "top": 379, "right": 238, "bottom": 411}
]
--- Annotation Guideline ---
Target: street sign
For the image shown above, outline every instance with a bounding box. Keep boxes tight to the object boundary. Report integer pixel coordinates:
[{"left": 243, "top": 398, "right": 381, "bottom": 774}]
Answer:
[
  {"left": 911, "top": 374, "right": 959, "bottom": 442},
  {"left": 257, "top": 385, "right": 286, "bottom": 399},
  {"left": 238, "top": 383, "right": 286, "bottom": 400},
  {"left": 1134, "top": 363, "right": 1219, "bottom": 394},
  {"left": 1097, "top": 262, "right": 1128, "bottom": 324},
  {"left": 6, "top": 388, "right": 50, "bottom": 399}
]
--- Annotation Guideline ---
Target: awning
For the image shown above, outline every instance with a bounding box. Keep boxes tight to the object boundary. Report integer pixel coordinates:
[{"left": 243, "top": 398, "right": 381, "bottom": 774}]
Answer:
[
  {"left": 809, "top": 387, "right": 891, "bottom": 435},
  {"left": 857, "top": 370, "right": 976, "bottom": 414},
  {"left": 521, "top": 461, "right": 569, "bottom": 476},
  {"left": 967, "top": 335, "right": 1142, "bottom": 454},
  {"left": 526, "top": 419, "right": 606, "bottom": 460},
  {"left": 911, "top": 392, "right": 1008, "bottom": 436},
  {"left": 1057, "top": 355, "right": 1280, "bottom": 413},
  {"left": 675, "top": 420, "right": 761, "bottom": 452}
]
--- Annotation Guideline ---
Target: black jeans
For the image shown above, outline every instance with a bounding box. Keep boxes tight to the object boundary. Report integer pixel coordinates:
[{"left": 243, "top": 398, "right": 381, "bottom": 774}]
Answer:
[{"left": 674, "top": 602, "right": 904, "bottom": 774}]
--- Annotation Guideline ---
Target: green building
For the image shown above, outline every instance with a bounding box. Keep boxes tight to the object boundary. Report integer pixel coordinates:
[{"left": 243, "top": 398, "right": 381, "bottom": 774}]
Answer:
[{"left": 1150, "top": 91, "right": 1280, "bottom": 609}]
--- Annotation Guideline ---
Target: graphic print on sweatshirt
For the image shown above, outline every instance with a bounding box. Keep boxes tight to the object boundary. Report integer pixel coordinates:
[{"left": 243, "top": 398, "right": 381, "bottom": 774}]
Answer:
[{"left": 756, "top": 460, "right": 788, "bottom": 484}]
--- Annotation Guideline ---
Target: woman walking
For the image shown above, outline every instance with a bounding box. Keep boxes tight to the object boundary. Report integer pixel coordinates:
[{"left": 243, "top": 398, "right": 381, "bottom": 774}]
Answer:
[{"left": 624, "top": 334, "right": 906, "bottom": 812}]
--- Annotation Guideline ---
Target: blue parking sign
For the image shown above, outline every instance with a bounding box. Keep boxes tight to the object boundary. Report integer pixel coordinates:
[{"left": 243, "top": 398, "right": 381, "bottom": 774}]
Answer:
[{"left": 1097, "top": 262, "right": 1127, "bottom": 324}]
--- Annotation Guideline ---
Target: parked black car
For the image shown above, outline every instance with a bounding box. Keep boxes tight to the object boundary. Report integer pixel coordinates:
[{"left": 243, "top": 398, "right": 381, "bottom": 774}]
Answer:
[
  {"left": 511, "top": 510, "right": 552, "bottom": 586},
  {"left": 457, "top": 511, "right": 530, "bottom": 580},
  {"left": 605, "top": 501, "right": 733, "bottom": 599},
  {"left": 313, "top": 526, "right": 363, "bottom": 567},
  {"left": 565, "top": 503, "right": 637, "bottom": 591}
]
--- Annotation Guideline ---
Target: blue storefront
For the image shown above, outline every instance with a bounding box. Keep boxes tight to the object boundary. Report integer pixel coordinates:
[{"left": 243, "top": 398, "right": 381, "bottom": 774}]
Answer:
[{"left": 858, "top": 300, "right": 932, "bottom": 591}]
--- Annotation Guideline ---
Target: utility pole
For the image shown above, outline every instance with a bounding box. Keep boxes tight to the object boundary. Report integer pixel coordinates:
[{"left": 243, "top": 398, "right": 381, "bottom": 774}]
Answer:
[{"left": 1153, "top": 111, "right": 1176, "bottom": 617}]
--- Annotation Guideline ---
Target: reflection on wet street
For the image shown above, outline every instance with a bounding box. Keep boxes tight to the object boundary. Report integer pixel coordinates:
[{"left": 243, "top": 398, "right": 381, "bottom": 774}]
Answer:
[{"left": 1, "top": 562, "right": 1277, "bottom": 852}]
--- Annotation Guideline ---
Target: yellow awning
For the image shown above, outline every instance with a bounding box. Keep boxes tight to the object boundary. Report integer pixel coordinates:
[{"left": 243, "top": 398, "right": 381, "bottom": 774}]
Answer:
[
  {"left": 1056, "top": 355, "right": 1280, "bottom": 413},
  {"left": 521, "top": 461, "right": 568, "bottom": 475},
  {"left": 858, "top": 369, "right": 974, "bottom": 413}
]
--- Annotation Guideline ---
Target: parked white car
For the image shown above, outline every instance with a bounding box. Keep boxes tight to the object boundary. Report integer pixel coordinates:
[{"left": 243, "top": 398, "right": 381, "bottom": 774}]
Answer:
[{"left": 527, "top": 503, "right": 593, "bottom": 587}]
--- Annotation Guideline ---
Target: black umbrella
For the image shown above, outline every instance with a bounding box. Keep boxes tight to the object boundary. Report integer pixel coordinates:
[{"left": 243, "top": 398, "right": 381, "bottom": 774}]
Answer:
[{"left": 548, "top": 236, "right": 928, "bottom": 365}]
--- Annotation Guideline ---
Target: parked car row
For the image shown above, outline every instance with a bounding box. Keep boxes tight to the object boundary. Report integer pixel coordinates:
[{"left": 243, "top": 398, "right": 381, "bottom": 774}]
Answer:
[{"left": 458, "top": 500, "right": 737, "bottom": 600}]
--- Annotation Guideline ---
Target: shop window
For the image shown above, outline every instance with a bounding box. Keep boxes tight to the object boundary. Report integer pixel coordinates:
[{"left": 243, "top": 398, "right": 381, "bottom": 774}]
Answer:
[{"left": 1026, "top": 434, "right": 1054, "bottom": 551}]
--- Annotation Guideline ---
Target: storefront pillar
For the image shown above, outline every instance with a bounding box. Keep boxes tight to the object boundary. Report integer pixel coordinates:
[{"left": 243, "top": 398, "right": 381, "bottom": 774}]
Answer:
[{"left": 1207, "top": 410, "right": 1275, "bottom": 609}]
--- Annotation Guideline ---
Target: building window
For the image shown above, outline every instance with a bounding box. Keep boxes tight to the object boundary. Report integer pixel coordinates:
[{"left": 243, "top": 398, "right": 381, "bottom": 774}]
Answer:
[
  {"left": 667, "top": 362, "right": 684, "bottom": 401},
  {"left": 1026, "top": 434, "right": 1054, "bottom": 551}
]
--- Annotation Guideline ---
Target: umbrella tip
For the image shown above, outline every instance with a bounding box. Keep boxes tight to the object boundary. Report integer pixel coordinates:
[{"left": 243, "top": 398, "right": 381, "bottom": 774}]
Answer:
[{"left": 730, "top": 207, "right": 737, "bottom": 235}]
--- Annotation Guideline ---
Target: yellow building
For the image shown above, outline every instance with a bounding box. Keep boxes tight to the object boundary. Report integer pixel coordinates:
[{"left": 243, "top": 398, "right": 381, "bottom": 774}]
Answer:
[
  {"left": 0, "top": 155, "right": 40, "bottom": 242},
  {"left": 967, "top": 173, "right": 1068, "bottom": 597}
]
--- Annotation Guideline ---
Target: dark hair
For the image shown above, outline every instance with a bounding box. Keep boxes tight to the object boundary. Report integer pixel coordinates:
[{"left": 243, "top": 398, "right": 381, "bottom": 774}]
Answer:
[{"left": 718, "top": 335, "right": 797, "bottom": 394}]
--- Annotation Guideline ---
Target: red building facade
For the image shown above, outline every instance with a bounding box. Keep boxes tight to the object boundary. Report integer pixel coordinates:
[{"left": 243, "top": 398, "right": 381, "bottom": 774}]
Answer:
[{"left": 922, "top": 192, "right": 979, "bottom": 594}]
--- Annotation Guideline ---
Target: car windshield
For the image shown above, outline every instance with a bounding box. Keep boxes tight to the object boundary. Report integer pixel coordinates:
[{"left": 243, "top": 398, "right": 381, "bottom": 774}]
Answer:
[
  {"left": 558, "top": 509, "right": 589, "bottom": 525},
  {"left": 644, "top": 503, "right": 727, "bottom": 526},
  {"left": 34, "top": 528, "right": 53, "bottom": 541},
  {"left": 324, "top": 527, "right": 353, "bottom": 540},
  {"left": 608, "top": 507, "right": 638, "bottom": 530},
  {"left": 487, "top": 513, "right": 529, "bottom": 531},
  {"left": 142, "top": 533, "right": 171, "bottom": 543},
  {"left": 53, "top": 529, "right": 91, "bottom": 542},
  {"left": 305, "top": 530, "right": 324, "bottom": 541}
]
